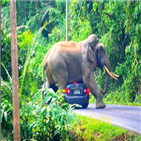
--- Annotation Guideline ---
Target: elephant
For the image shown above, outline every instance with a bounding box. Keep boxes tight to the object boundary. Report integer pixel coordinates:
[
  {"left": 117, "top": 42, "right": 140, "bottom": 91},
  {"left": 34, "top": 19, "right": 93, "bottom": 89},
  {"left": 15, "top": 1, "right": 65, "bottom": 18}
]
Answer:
[{"left": 43, "top": 34, "right": 119, "bottom": 109}]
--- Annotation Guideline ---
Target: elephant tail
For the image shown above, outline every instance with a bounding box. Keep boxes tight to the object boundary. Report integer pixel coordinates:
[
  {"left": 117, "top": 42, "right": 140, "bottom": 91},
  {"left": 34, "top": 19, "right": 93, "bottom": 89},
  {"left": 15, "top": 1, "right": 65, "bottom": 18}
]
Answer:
[{"left": 43, "top": 63, "right": 47, "bottom": 85}]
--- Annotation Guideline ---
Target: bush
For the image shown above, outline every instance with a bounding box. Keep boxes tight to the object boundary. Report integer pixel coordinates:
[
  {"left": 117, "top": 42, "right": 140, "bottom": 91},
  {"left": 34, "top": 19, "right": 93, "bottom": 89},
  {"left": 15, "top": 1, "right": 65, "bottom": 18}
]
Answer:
[{"left": 20, "top": 89, "right": 76, "bottom": 141}]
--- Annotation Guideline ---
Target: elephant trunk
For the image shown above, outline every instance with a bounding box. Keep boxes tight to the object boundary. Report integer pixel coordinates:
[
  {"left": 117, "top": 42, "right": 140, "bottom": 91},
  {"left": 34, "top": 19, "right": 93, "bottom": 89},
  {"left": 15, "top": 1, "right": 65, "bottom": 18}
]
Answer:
[{"left": 101, "top": 72, "right": 110, "bottom": 95}]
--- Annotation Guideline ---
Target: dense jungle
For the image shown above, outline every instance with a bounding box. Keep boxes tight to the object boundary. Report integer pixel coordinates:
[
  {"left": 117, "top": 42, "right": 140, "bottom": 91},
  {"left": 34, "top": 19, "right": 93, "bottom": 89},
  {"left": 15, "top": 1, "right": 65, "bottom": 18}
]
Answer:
[{"left": 1, "top": 0, "right": 141, "bottom": 140}]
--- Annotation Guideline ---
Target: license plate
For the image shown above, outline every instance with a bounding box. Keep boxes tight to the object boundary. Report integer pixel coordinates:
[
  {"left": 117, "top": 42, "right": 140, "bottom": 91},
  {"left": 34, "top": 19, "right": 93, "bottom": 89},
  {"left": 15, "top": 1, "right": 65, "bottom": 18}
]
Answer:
[{"left": 74, "top": 90, "right": 80, "bottom": 94}]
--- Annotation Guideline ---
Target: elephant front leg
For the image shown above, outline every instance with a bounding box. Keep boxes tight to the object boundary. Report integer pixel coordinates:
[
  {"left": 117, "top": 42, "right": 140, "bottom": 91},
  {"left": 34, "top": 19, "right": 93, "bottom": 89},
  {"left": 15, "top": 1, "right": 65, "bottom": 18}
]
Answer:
[{"left": 82, "top": 72, "right": 106, "bottom": 109}]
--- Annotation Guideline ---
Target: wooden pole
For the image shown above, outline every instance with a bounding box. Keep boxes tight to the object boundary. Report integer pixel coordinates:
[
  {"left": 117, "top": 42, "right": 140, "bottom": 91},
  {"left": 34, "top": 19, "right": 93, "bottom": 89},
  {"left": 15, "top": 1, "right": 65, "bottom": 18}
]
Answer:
[
  {"left": 66, "top": 0, "right": 69, "bottom": 41},
  {"left": 10, "top": 0, "right": 21, "bottom": 140}
]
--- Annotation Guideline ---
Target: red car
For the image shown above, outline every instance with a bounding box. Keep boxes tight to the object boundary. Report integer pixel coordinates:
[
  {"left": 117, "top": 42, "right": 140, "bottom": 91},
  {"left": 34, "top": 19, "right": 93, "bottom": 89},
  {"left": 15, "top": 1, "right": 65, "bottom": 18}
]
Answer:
[{"left": 64, "top": 82, "right": 90, "bottom": 108}]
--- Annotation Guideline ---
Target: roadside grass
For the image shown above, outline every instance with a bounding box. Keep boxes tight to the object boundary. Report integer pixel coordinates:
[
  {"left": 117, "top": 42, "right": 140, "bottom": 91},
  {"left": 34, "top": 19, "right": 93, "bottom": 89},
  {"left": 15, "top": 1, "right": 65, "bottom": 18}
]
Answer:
[{"left": 71, "top": 114, "right": 141, "bottom": 141}]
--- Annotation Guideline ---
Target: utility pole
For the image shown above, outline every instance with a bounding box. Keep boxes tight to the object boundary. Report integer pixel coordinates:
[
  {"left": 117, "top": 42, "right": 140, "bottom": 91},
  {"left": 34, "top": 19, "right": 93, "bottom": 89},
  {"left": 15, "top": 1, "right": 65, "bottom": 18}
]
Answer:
[
  {"left": 66, "top": 0, "right": 69, "bottom": 41},
  {"left": 10, "top": 0, "right": 21, "bottom": 140}
]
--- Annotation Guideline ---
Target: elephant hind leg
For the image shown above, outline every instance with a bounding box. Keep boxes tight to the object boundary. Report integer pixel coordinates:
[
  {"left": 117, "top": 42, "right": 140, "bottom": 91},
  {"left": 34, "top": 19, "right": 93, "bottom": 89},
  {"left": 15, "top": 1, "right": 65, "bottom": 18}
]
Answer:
[
  {"left": 54, "top": 78, "right": 68, "bottom": 92},
  {"left": 51, "top": 72, "right": 68, "bottom": 93},
  {"left": 50, "top": 61, "right": 68, "bottom": 92}
]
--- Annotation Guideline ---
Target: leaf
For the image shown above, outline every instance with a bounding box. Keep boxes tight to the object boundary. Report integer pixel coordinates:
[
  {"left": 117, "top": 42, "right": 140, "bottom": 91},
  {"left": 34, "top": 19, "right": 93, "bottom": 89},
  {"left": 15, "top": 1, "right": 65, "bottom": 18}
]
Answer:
[
  {"left": 32, "top": 90, "right": 42, "bottom": 102},
  {"left": 4, "top": 112, "right": 7, "bottom": 122},
  {"left": 43, "top": 95, "right": 52, "bottom": 104},
  {"left": 1, "top": 0, "right": 6, "bottom": 5},
  {"left": 41, "top": 107, "right": 46, "bottom": 114},
  {"left": 1, "top": 109, "right": 4, "bottom": 122},
  {"left": 66, "top": 114, "right": 71, "bottom": 124},
  {"left": 46, "top": 106, "right": 50, "bottom": 116},
  {"left": 60, "top": 114, "right": 64, "bottom": 126},
  {"left": 125, "top": 45, "right": 131, "bottom": 54},
  {"left": 45, "top": 120, "right": 50, "bottom": 132},
  {"left": 1, "top": 103, "right": 7, "bottom": 110}
]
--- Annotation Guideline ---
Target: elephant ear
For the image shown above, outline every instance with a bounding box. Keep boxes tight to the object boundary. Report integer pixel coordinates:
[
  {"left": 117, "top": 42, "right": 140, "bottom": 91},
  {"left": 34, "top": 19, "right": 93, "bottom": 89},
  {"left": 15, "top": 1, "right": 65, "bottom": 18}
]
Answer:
[
  {"left": 96, "top": 45, "right": 104, "bottom": 60},
  {"left": 86, "top": 46, "right": 95, "bottom": 63}
]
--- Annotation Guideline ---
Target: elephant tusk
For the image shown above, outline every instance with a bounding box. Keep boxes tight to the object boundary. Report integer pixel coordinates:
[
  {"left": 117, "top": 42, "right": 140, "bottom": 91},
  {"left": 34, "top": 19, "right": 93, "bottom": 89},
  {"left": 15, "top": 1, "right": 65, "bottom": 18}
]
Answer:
[
  {"left": 104, "top": 66, "right": 118, "bottom": 81},
  {"left": 111, "top": 72, "right": 119, "bottom": 78}
]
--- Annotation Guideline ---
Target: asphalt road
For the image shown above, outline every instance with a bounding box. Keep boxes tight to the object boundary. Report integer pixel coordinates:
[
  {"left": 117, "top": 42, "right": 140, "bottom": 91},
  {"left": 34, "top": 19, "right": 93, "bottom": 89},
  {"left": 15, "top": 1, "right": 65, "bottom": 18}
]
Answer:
[{"left": 73, "top": 104, "right": 141, "bottom": 134}]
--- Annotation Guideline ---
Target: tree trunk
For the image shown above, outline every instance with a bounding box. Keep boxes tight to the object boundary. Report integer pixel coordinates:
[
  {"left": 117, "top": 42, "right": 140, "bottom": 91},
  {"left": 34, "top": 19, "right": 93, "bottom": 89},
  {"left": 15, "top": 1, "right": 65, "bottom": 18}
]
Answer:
[{"left": 10, "top": 0, "right": 20, "bottom": 140}]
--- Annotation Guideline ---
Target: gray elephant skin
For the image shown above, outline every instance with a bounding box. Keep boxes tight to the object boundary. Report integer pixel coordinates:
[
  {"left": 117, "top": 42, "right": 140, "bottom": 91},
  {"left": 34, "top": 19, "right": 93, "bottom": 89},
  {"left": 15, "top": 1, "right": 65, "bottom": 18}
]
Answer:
[{"left": 43, "top": 34, "right": 119, "bottom": 109}]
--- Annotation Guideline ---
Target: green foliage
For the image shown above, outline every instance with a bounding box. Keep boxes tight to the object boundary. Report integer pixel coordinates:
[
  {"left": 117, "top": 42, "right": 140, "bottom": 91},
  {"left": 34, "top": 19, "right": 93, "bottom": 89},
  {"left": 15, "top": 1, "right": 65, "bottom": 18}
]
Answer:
[
  {"left": 1, "top": 1, "right": 141, "bottom": 140},
  {"left": 20, "top": 89, "right": 76, "bottom": 141}
]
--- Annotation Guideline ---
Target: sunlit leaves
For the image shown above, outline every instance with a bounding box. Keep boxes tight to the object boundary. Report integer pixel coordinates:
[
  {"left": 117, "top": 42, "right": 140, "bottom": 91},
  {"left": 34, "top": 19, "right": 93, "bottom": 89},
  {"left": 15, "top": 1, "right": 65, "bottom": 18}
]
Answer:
[
  {"left": 93, "top": 1, "right": 98, "bottom": 12},
  {"left": 1, "top": 0, "right": 6, "bottom": 5},
  {"left": 18, "top": 31, "right": 34, "bottom": 50}
]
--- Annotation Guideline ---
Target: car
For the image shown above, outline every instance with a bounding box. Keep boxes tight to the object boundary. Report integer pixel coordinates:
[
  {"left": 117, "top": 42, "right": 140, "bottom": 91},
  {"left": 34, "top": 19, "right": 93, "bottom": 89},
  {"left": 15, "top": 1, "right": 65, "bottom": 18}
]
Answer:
[{"left": 64, "top": 81, "right": 90, "bottom": 108}]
